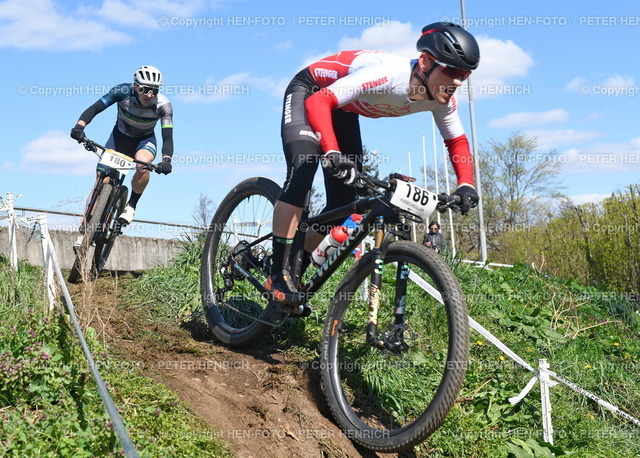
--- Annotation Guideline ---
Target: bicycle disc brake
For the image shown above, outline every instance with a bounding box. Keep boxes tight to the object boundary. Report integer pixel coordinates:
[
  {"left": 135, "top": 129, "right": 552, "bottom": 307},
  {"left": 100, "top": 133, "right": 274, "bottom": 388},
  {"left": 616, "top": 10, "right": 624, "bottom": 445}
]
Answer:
[{"left": 380, "top": 324, "right": 410, "bottom": 353}]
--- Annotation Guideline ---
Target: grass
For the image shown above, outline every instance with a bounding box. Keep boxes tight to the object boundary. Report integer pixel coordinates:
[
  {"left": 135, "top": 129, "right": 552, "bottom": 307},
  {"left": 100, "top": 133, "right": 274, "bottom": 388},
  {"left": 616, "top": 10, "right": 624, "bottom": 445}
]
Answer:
[
  {"left": 0, "top": 255, "right": 231, "bottom": 457},
  {"left": 4, "top": 229, "right": 639, "bottom": 457},
  {"left": 128, "top": 239, "right": 640, "bottom": 457}
]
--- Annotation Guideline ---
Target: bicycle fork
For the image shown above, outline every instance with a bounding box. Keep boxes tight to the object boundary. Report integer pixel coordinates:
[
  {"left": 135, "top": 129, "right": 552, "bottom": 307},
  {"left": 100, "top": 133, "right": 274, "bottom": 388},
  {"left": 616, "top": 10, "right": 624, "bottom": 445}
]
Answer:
[{"left": 366, "top": 217, "right": 409, "bottom": 353}]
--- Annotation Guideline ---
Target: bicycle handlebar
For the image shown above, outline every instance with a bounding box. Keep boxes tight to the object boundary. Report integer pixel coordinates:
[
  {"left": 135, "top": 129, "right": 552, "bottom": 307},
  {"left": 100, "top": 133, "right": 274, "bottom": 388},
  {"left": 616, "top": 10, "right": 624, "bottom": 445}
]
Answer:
[
  {"left": 81, "top": 138, "right": 159, "bottom": 172},
  {"left": 356, "top": 173, "right": 463, "bottom": 213}
]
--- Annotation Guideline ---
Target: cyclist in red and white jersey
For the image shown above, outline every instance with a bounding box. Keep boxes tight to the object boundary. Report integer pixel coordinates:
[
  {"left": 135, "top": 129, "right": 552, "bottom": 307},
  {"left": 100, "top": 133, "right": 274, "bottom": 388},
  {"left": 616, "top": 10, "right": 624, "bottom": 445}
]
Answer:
[{"left": 266, "top": 22, "right": 480, "bottom": 306}]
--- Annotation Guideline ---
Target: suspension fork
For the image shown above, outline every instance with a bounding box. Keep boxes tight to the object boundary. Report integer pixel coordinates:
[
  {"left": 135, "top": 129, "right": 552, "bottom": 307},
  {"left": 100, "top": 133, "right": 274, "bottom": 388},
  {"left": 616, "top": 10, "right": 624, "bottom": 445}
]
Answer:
[
  {"left": 366, "top": 216, "right": 385, "bottom": 347},
  {"left": 365, "top": 218, "right": 410, "bottom": 350}
]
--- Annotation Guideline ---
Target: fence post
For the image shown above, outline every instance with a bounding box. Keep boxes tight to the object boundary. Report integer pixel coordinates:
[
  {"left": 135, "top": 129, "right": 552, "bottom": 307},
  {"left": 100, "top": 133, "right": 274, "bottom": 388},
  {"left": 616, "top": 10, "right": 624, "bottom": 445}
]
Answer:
[
  {"left": 6, "top": 193, "right": 18, "bottom": 270},
  {"left": 539, "top": 359, "right": 554, "bottom": 444},
  {"left": 37, "top": 213, "right": 57, "bottom": 311}
]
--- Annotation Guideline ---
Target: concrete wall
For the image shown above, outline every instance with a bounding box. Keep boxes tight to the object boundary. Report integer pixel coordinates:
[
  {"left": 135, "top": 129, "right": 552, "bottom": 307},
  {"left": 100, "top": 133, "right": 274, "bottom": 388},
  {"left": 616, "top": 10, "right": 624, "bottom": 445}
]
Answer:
[{"left": 0, "top": 227, "right": 184, "bottom": 271}]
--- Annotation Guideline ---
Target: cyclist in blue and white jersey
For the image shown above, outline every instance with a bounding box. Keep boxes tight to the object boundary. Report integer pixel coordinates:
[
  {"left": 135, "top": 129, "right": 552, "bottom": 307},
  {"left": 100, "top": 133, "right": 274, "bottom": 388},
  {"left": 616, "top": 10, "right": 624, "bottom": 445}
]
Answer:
[{"left": 70, "top": 65, "right": 173, "bottom": 243}]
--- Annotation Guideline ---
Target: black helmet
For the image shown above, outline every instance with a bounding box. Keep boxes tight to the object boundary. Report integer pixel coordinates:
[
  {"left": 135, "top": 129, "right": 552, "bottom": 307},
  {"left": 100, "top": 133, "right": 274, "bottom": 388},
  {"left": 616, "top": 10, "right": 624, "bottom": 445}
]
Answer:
[{"left": 416, "top": 22, "right": 480, "bottom": 71}]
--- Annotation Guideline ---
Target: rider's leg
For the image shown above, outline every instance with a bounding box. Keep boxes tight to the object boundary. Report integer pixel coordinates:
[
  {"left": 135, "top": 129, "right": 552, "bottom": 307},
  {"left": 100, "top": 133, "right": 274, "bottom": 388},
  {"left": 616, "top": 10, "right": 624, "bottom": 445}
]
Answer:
[
  {"left": 128, "top": 147, "right": 155, "bottom": 208},
  {"left": 119, "top": 147, "right": 154, "bottom": 224},
  {"left": 320, "top": 109, "right": 363, "bottom": 221},
  {"left": 267, "top": 137, "right": 320, "bottom": 305}
]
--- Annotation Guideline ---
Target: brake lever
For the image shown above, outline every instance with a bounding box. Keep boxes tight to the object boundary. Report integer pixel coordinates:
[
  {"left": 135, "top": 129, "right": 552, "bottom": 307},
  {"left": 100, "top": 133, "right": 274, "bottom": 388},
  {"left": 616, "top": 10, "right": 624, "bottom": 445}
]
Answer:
[
  {"left": 84, "top": 142, "right": 97, "bottom": 153},
  {"left": 436, "top": 193, "right": 462, "bottom": 213}
]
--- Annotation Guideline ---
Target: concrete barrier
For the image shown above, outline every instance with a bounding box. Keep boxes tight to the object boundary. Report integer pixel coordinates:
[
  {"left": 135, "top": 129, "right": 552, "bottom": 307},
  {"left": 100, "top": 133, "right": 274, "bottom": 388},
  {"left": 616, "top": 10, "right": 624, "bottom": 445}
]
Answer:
[{"left": 0, "top": 227, "right": 184, "bottom": 271}]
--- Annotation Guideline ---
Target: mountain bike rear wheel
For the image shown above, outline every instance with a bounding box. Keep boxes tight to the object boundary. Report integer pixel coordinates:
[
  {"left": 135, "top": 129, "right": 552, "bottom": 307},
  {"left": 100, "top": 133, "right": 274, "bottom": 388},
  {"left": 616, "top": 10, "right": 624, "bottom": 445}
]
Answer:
[
  {"left": 320, "top": 241, "right": 469, "bottom": 452},
  {"left": 200, "top": 177, "right": 282, "bottom": 347}
]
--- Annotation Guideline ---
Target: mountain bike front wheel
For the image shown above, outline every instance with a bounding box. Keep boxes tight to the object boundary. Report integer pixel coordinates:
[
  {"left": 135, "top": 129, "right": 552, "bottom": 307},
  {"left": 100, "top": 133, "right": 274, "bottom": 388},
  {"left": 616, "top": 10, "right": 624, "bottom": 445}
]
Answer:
[
  {"left": 68, "top": 183, "right": 113, "bottom": 283},
  {"left": 200, "top": 177, "right": 282, "bottom": 347},
  {"left": 94, "top": 185, "right": 127, "bottom": 273},
  {"left": 320, "top": 241, "right": 469, "bottom": 452}
]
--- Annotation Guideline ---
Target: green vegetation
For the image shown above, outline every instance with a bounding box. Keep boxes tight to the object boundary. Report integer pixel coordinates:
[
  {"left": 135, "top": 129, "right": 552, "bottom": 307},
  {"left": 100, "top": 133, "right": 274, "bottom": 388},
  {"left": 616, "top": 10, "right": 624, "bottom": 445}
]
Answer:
[
  {"left": 497, "top": 185, "right": 640, "bottom": 295},
  {"left": 0, "top": 256, "right": 230, "bottom": 457},
  {"left": 132, "top": 241, "right": 640, "bottom": 457},
  {"left": 3, "top": 226, "right": 639, "bottom": 456}
]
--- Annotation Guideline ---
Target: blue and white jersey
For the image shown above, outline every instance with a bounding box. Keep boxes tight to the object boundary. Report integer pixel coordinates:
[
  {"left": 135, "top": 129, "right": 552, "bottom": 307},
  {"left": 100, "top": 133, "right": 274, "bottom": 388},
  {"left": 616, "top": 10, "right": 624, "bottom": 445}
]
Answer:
[{"left": 100, "top": 83, "right": 173, "bottom": 137}]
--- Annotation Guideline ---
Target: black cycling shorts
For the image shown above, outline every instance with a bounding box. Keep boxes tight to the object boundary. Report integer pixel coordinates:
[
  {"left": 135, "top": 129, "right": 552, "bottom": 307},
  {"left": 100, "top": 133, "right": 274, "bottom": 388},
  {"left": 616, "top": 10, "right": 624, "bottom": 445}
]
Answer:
[{"left": 279, "top": 68, "right": 363, "bottom": 215}]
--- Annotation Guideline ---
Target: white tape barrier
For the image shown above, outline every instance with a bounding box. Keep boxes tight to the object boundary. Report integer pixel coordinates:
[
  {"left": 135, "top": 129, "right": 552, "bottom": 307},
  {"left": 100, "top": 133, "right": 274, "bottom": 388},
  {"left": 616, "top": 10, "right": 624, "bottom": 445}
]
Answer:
[
  {"left": 1, "top": 193, "right": 139, "bottom": 456},
  {"left": 404, "top": 265, "right": 640, "bottom": 442}
]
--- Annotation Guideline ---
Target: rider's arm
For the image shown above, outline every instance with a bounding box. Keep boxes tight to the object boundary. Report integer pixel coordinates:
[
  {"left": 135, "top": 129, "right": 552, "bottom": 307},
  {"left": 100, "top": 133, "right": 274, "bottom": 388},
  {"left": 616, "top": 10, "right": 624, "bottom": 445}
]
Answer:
[
  {"left": 77, "top": 100, "right": 108, "bottom": 126},
  {"left": 433, "top": 100, "right": 475, "bottom": 187},
  {"left": 159, "top": 100, "right": 174, "bottom": 159},
  {"left": 305, "top": 88, "right": 340, "bottom": 152},
  {"left": 161, "top": 127, "right": 173, "bottom": 158},
  {"left": 305, "top": 65, "right": 386, "bottom": 153},
  {"left": 76, "top": 84, "right": 129, "bottom": 127},
  {"left": 444, "top": 134, "right": 475, "bottom": 187}
]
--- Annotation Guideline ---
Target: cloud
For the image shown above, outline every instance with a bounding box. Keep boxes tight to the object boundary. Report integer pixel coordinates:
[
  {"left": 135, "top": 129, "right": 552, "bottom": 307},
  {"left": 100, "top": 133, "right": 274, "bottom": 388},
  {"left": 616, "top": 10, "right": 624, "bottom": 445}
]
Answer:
[
  {"left": 275, "top": 40, "right": 293, "bottom": 51},
  {"left": 601, "top": 74, "right": 636, "bottom": 89},
  {"left": 568, "top": 193, "right": 610, "bottom": 205},
  {"left": 0, "top": 0, "right": 131, "bottom": 51},
  {"left": 489, "top": 109, "right": 568, "bottom": 129},
  {"left": 560, "top": 138, "right": 640, "bottom": 174},
  {"left": 525, "top": 129, "right": 603, "bottom": 150},
  {"left": 337, "top": 20, "right": 416, "bottom": 58},
  {"left": 20, "top": 130, "right": 97, "bottom": 174},
  {"left": 468, "top": 36, "right": 533, "bottom": 98},
  {"left": 565, "top": 77, "right": 586, "bottom": 92},
  {"left": 179, "top": 72, "right": 288, "bottom": 103},
  {"left": 83, "top": 0, "right": 209, "bottom": 30},
  {"left": 0, "top": 0, "right": 227, "bottom": 50},
  {"left": 566, "top": 74, "right": 637, "bottom": 96}
]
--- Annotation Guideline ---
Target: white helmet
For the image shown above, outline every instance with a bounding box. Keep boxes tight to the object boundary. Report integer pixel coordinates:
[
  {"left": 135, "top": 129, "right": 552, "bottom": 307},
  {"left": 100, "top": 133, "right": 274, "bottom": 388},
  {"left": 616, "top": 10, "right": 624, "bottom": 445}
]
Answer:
[{"left": 134, "top": 65, "right": 163, "bottom": 87}]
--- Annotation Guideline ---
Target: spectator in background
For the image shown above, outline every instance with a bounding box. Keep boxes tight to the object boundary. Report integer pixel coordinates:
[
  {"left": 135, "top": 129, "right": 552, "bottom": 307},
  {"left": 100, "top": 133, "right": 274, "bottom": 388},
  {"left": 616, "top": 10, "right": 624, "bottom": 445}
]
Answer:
[{"left": 423, "top": 221, "right": 446, "bottom": 251}]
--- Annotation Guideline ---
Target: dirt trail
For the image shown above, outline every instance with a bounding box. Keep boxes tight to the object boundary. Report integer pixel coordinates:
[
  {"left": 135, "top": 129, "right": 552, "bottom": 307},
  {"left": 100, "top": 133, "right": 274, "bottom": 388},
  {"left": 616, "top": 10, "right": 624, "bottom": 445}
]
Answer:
[{"left": 71, "top": 276, "right": 401, "bottom": 458}]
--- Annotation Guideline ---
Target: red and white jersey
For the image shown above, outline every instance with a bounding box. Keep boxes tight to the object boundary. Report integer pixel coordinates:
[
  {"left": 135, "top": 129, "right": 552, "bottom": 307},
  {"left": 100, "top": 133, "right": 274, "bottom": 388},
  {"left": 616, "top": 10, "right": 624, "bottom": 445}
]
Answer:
[{"left": 306, "top": 50, "right": 474, "bottom": 185}]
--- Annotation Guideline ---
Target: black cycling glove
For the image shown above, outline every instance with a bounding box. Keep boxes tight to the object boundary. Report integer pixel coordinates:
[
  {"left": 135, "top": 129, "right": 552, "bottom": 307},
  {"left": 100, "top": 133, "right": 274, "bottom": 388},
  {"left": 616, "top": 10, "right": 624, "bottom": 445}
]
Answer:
[
  {"left": 321, "top": 150, "right": 358, "bottom": 185},
  {"left": 155, "top": 157, "right": 172, "bottom": 175},
  {"left": 452, "top": 185, "right": 479, "bottom": 215},
  {"left": 70, "top": 124, "right": 86, "bottom": 143}
]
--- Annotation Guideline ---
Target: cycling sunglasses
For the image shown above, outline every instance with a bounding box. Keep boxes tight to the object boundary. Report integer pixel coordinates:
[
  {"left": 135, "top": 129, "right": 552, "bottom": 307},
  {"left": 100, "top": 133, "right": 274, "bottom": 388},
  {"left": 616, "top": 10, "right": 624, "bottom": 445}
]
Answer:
[
  {"left": 137, "top": 85, "right": 159, "bottom": 96},
  {"left": 431, "top": 56, "right": 471, "bottom": 81}
]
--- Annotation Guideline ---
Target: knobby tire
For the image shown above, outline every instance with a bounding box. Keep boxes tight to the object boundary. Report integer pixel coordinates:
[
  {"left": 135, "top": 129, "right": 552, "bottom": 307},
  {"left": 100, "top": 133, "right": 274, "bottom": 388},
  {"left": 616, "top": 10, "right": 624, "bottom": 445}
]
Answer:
[
  {"left": 68, "top": 183, "right": 113, "bottom": 283},
  {"left": 320, "top": 241, "right": 470, "bottom": 452},
  {"left": 200, "top": 177, "right": 282, "bottom": 347}
]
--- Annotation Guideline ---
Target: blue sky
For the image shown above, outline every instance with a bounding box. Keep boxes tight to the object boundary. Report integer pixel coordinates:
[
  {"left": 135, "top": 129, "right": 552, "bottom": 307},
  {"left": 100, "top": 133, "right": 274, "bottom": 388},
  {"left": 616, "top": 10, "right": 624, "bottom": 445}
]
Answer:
[{"left": 2, "top": 0, "right": 639, "bottom": 238}]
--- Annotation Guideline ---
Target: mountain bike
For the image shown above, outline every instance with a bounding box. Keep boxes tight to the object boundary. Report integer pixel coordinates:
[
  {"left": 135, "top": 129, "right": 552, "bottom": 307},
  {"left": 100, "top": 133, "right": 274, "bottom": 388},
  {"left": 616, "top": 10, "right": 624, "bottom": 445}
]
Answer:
[
  {"left": 200, "top": 173, "right": 470, "bottom": 452},
  {"left": 68, "top": 139, "right": 157, "bottom": 283}
]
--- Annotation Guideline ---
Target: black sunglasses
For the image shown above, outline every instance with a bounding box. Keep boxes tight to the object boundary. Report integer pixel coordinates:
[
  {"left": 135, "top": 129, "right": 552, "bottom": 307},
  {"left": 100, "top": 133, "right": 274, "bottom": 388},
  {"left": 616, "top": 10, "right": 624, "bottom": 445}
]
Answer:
[{"left": 137, "top": 85, "right": 159, "bottom": 96}]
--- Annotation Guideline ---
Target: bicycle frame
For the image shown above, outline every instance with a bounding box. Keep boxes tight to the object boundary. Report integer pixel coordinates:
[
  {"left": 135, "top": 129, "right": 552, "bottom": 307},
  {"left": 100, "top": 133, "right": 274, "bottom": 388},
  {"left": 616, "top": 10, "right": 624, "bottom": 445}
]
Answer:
[
  {"left": 297, "top": 197, "right": 401, "bottom": 296},
  {"left": 226, "top": 187, "right": 414, "bottom": 342}
]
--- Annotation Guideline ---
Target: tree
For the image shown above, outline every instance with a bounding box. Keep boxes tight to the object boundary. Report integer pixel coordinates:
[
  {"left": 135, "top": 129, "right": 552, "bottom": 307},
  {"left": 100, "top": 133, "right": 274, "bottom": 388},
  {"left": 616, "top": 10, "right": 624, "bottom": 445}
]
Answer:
[
  {"left": 361, "top": 145, "right": 381, "bottom": 179},
  {"left": 478, "top": 132, "right": 564, "bottom": 250},
  {"left": 307, "top": 185, "right": 324, "bottom": 217},
  {"left": 193, "top": 192, "right": 216, "bottom": 229},
  {"left": 420, "top": 132, "right": 564, "bottom": 256}
]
